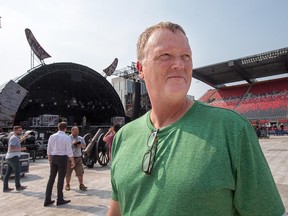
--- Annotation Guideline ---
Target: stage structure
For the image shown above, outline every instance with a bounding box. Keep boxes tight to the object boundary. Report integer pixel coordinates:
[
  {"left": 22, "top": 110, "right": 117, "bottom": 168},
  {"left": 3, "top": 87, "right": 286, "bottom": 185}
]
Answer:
[
  {"left": 0, "top": 28, "right": 125, "bottom": 129},
  {"left": 112, "top": 63, "right": 150, "bottom": 119},
  {"left": 13, "top": 62, "right": 125, "bottom": 127}
]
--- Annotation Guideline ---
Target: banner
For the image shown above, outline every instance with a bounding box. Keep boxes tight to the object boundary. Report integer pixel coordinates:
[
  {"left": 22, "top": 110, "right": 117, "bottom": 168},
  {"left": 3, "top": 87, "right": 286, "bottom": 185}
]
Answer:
[
  {"left": 0, "top": 80, "right": 28, "bottom": 126},
  {"left": 103, "top": 58, "right": 118, "bottom": 76},
  {"left": 25, "top": 28, "right": 51, "bottom": 61}
]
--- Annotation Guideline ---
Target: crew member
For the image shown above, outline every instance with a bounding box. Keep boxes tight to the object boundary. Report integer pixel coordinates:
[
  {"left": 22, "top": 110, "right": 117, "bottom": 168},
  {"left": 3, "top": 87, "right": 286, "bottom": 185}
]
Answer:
[
  {"left": 65, "top": 126, "right": 87, "bottom": 191},
  {"left": 3, "top": 126, "right": 28, "bottom": 192}
]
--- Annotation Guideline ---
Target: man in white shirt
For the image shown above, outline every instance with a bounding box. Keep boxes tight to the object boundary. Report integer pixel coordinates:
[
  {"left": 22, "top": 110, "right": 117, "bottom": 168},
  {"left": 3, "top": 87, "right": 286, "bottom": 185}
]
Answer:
[{"left": 44, "top": 122, "right": 75, "bottom": 207}]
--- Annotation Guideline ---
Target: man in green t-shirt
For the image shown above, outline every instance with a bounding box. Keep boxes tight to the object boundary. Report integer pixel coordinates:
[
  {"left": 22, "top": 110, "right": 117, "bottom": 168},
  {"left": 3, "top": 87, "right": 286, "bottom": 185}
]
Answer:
[{"left": 107, "top": 22, "right": 285, "bottom": 216}]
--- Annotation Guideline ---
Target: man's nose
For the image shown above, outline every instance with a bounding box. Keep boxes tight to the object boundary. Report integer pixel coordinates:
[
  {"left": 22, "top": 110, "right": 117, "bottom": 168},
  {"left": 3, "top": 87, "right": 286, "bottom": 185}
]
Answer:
[{"left": 171, "top": 56, "right": 184, "bottom": 70}]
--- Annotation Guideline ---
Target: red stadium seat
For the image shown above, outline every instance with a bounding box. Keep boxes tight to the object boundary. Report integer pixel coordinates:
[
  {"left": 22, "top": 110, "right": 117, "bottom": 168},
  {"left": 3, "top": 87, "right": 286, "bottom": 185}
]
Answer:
[{"left": 201, "top": 77, "right": 288, "bottom": 121}]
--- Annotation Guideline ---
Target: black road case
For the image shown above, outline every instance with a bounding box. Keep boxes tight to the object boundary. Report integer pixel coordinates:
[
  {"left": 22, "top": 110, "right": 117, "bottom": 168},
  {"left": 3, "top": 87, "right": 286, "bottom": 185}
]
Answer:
[{"left": 0, "top": 153, "right": 30, "bottom": 179}]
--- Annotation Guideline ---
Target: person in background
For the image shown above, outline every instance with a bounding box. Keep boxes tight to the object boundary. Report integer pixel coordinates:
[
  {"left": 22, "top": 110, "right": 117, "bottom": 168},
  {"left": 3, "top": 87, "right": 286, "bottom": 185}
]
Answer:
[
  {"left": 107, "top": 21, "right": 285, "bottom": 215},
  {"left": 3, "top": 126, "right": 28, "bottom": 192},
  {"left": 44, "top": 122, "right": 75, "bottom": 207},
  {"left": 103, "top": 123, "right": 121, "bottom": 161},
  {"left": 65, "top": 126, "right": 87, "bottom": 191}
]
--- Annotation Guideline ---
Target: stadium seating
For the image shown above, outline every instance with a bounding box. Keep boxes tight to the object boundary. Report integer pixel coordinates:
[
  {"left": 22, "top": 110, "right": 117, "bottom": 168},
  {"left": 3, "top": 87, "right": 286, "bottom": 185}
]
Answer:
[
  {"left": 199, "top": 89, "right": 217, "bottom": 103},
  {"left": 200, "top": 85, "right": 249, "bottom": 110},
  {"left": 200, "top": 77, "right": 288, "bottom": 122}
]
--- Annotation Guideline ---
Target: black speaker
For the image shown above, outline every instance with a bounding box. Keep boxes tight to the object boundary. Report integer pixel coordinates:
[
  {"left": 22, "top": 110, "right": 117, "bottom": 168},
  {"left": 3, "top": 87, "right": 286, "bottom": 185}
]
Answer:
[{"left": 132, "top": 81, "right": 141, "bottom": 119}]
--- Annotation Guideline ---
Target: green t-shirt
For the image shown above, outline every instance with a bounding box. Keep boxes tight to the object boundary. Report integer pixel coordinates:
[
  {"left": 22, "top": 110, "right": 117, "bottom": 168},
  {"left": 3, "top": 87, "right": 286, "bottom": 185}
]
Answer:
[{"left": 111, "top": 101, "right": 285, "bottom": 216}]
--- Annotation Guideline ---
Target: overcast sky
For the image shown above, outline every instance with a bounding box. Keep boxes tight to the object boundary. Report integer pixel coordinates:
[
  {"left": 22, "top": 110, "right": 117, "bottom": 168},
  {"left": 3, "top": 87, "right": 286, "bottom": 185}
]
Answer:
[{"left": 1, "top": 0, "right": 287, "bottom": 99}]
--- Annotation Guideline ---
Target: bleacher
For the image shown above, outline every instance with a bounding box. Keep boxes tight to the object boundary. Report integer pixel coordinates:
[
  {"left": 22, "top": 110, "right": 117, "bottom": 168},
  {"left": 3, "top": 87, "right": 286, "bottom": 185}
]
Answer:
[
  {"left": 203, "top": 85, "right": 249, "bottom": 110},
  {"left": 195, "top": 47, "right": 288, "bottom": 124},
  {"left": 200, "top": 77, "right": 288, "bottom": 121}
]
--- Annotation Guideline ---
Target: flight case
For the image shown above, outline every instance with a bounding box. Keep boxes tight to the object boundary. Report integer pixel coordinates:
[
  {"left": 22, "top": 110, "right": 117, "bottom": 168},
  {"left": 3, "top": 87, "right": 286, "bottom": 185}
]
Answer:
[{"left": 0, "top": 152, "right": 30, "bottom": 179}]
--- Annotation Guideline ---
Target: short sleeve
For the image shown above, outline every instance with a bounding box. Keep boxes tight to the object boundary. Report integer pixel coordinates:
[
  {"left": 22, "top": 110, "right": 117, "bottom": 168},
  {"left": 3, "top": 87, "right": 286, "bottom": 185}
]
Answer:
[
  {"left": 233, "top": 123, "right": 285, "bottom": 215},
  {"left": 66, "top": 136, "right": 73, "bottom": 157},
  {"left": 111, "top": 175, "right": 119, "bottom": 201},
  {"left": 110, "top": 132, "right": 121, "bottom": 201},
  {"left": 10, "top": 136, "right": 20, "bottom": 147}
]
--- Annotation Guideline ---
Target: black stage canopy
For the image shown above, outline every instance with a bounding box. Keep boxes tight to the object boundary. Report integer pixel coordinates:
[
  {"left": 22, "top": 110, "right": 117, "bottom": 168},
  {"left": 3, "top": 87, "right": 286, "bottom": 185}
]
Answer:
[
  {"left": 14, "top": 62, "right": 125, "bottom": 125},
  {"left": 193, "top": 47, "right": 288, "bottom": 88}
]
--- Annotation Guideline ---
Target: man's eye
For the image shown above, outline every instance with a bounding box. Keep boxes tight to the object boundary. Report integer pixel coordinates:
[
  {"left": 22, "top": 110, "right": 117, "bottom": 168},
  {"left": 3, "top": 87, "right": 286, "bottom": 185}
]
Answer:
[
  {"left": 158, "top": 54, "right": 171, "bottom": 60},
  {"left": 181, "top": 54, "right": 191, "bottom": 61}
]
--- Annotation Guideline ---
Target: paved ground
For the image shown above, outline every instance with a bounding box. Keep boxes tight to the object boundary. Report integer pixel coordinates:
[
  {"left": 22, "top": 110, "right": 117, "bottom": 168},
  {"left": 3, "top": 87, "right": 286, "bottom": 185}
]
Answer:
[
  {"left": 260, "top": 136, "right": 288, "bottom": 212},
  {"left": 0, "top": 136, "right": 287, "bottom": 215}
]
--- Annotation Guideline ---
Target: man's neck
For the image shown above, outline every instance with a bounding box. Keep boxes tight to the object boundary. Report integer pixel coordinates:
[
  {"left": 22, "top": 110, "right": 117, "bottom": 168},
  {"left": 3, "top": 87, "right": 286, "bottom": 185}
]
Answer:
[{"left": 150, "top": 97, "right": 193, "bottom": 129}]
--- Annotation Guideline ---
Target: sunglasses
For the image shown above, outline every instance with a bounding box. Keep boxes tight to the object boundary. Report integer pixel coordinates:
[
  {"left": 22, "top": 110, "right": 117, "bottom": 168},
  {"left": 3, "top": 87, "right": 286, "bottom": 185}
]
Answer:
[{"left": 142, "top": 129, "right": 159, "bottom": 175}]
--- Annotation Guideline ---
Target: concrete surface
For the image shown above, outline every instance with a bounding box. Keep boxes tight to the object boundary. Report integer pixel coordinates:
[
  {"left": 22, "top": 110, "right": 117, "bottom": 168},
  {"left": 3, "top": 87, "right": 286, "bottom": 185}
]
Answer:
[{"left": 0, "top": 136, "right": 287, "bottom": 215}]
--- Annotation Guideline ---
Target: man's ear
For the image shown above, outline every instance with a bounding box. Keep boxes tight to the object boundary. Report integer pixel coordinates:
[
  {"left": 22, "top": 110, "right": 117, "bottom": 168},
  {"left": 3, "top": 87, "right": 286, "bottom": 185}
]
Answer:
[{"left": 136, "top": 61, "right": 144, "bottom": 79}]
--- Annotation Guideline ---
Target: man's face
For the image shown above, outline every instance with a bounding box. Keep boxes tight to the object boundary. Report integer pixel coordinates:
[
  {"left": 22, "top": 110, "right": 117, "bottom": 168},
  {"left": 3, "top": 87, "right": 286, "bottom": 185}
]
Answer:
[
  {"left": 15, "top": 128, "right": 23, "bottom": 136},
  {"left": 138, "top": 29, "right": 193, "bottom": 101},
  {"left": 72, "top": 128, "right": 79, "bottom": 137}
]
